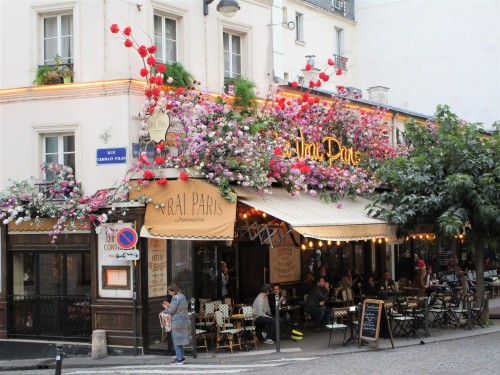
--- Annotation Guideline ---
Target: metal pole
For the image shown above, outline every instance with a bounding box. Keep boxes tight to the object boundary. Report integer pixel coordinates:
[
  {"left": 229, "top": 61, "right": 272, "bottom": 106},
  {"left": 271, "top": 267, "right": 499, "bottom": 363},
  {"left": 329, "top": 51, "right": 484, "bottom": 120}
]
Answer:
[
  {"left": 133, "top": 260, "right": 138, "bottom": 356},
  {"left": 275, "top": 294, "right": 280, "bottom": 353},
  {"left": 190, "top": 298, "right": 197, "bottom": 358},
  {"left": 55, "top": 343, "right": 63, "bottom": 375},
  {"left": 424, "top": 297, "right": 429, "bottom": 337},
  {"left": 466, "top": 296, "right": 472, "bottom": 330}
]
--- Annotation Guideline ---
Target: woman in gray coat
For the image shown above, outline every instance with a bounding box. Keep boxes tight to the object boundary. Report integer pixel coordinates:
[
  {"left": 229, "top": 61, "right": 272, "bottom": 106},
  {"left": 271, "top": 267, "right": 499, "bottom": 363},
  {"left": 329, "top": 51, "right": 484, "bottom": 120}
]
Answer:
[{"left": 162, "top": 283, "right": 190, "bottom": 365}]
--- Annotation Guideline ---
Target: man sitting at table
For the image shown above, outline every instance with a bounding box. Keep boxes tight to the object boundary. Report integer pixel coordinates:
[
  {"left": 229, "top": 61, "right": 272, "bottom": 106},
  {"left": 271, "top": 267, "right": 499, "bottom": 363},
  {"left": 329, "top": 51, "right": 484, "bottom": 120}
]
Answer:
[
  {"left": 377, "top": 270, "right": 397, "bottom": 300},
  {"left": 304, "top": 277, "right": 332, "bottom": 332},
  {"left": 269, "top": 284, "right": 300, "bottom": 333},
  {"left": 253, "top": 284, "right": 278, "bottom": 344}
]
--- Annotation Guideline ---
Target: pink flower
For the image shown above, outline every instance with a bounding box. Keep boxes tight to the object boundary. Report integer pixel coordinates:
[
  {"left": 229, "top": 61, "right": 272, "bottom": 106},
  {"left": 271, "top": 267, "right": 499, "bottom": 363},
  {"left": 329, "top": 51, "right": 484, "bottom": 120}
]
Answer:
[
  {"left": 179, "top": 172, "right": 189, "bottom": 181},
  {"left": 137, "top": 45, "right": 148, "bottom": 58},
  {"left": 110, "top": 24, "right": 120, "bottom": 33},
  {"left": 274, "top": 147, "right": 283, "bottom": 156},
  {"left": 157, "top": 64, "right": 166, "bottom": 73}
]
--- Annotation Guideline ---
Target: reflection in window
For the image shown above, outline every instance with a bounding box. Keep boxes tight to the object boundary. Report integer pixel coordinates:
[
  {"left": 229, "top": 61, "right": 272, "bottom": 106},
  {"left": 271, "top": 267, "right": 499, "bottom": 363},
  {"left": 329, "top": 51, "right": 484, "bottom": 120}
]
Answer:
[{"left": 171, "top": 240, "right": 193, "bottom": 298}]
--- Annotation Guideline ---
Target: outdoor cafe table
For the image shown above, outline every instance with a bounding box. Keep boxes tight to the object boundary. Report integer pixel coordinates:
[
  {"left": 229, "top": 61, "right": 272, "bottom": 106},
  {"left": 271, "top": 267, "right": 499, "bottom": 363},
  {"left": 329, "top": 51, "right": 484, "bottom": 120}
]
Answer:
[
  {"left": 230, "top": 313, "right": 255, "bottom": 351},
  {"left": 344, "top": 305, "right": 359, "bottom": 346}
]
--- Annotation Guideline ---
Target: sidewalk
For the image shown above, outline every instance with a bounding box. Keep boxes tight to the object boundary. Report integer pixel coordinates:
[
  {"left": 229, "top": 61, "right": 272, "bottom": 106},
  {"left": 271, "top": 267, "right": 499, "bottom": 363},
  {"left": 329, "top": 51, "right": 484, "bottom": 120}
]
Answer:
[{"left": 1, "top": 298, "right": 499, "bottom": 372}]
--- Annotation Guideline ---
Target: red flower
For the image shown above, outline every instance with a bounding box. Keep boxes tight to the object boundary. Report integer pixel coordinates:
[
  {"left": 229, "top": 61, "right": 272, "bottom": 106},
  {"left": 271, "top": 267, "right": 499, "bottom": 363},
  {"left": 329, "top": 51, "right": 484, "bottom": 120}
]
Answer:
[
  {"left": 151, "top": 87, "right": 160, "bottom": 97},
  {"left": 305, "top": 63, "right": 312, "bottom": 71},
  {"left": 138, "top": 45, "right": 148, "bottom": 57},
  {"left": 157, "top": 64, "right": 166, "bottom": 73},
  {"left": 156, "top": 178, "right": 168, "bottom": 186},
  {"left": 336, "top": 68, "right": 343, "bottom": 76},
  {"left": 337, "top": 85, "right": 345, "bottom": 91},
  {"left": 156, "top": 142, "right": 165, "bottom": 151},
  {"left": 302, "top": 93, "right": 309, "bottom": 101},
  {"left": 110, "top": 24, "right": 120, "bottom": 33},
  {"left": 123, "top": 26, "right": 132, "bottom": 36},
  {"left": 291, "top": 81, "right": 298, "bottom": 88},
  {"left": 124, "top": 39, "right": 133, "bottom": 48},
  {"left": 149, "top": 76, "right": 156, "bottom": 84},
  {"left": 144, "top": 87, "right": 151, "bottom": 96},
  {"left": 147, "top": 56, "right": 157, "bottom": 67},
  {"left": 274, "top": 147, "right": 283, "bottom": 156},
  {"left": 176, "top": 87, "right": 185, "bottom": 96},
  {"left": 308, "top": 97, "right": 315, "bottom": 105},
  {"left": 328, "top": 58, "right": 335, "bottom": 66},
  {"left": 309, "top": 80, "right": 315, "bottom": 88},
  {"left": 154, "top": 156, "right": 165, "bottom": 165},
  {"left": 147, "top": 45, "right": 157, "bottom": 54},
  {"left": 143, "top": 170, "right": 155, "bottom": 179},
  {"left": 300, "top": 165, "right": 310, "bottom": 174},
  {"left": 155, "top": 76, "right": 163, "bottom": 85},
  {"left": 315, "top": 80, "right": 321, "bottom": 87},
  {"left": 179, "top": 172, "right": 189, "bottom": 181},
  {"left": 322, "top": 74, "right": 329, "bottom": 82},
  {"left": 140, "top": 68, "right": 149, "bottom": 77}
]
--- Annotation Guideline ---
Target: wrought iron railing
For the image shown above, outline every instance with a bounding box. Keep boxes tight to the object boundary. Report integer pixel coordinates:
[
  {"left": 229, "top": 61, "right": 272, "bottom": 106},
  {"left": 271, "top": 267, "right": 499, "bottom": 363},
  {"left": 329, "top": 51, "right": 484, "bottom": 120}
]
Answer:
[
  {"left": 8, "top": 295, "right": 91, "bottom": 341},
  {"left": 332, "top": 54, "right": 348, "bottom": 70}
]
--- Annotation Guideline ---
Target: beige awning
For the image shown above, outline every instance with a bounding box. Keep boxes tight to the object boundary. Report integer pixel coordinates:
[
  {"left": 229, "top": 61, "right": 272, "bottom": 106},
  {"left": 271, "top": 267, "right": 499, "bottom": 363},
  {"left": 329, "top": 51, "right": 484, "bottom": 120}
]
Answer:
[
  {"left": 129, "top": 179, "right": 236, "bottom": 240},
  {"left": 7, "top": 218, "right": 90, "bottom": 233},
  {"left": 236, "top": 187, "right": 391, "bottom": 241}
]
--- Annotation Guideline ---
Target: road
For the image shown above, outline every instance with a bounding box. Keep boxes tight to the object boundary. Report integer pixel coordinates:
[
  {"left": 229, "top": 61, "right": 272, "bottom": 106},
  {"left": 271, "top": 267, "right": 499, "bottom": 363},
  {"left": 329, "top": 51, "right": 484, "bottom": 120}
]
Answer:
[{"left": 3, "top": 331, "right": 499, "bottom": 375}]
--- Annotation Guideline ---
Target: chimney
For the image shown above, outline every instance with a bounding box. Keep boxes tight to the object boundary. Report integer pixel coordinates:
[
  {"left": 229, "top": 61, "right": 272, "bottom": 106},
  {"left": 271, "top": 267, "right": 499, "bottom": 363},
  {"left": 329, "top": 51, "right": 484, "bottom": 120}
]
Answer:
[{"left": 367, "top": 86, "right": 389, "bottom": 104}]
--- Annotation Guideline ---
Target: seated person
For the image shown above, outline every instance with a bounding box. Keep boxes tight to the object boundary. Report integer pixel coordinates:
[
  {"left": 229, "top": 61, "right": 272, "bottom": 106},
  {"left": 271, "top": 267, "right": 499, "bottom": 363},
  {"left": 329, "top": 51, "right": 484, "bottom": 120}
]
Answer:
[
  {"left": 304, "top": 277, "right": 332, "bottom": 332},
  {"left": 363, "top": 276, "right": 377, "bottom": 296},
  {"left": 253, "top": 284, "right": 279, "bottom": 344},
  {"left": 411, "top": 267, "right": 427, "bottom": 295},
  {"left": 269, "top": 284, "right": 299, "bottom": 332},
  {"left": 301, "top": 271, "right": 315, "bottom": 295},
  {"left": 377, "top": 270, "right": 397, "bottom": 300}
]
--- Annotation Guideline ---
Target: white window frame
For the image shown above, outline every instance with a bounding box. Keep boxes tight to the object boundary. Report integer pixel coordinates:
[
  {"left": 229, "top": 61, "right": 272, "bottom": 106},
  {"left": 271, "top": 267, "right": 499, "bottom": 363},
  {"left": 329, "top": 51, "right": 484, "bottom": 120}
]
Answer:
[
  {"left": 223, "top": 31, "right": 242, "bottom": 79},
  {"left": 154, "top": 14, "right": 177, "bottom": 64},
  {"left": 33, "top": 124, "right": 80, "bottom": 180},
  {"left": 42, "top": 13, "right": 74, "bottom": 65},
  {"left": 295, "top": 12, "right": 304, "bottom": 42},
  {"left": 335, "top": 27, "right": 344, "bottom": 56}
]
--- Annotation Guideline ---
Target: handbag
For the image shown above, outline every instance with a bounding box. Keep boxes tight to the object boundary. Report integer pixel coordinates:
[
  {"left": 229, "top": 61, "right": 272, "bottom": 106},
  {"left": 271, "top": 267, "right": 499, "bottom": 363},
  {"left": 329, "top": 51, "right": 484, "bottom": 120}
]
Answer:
[{"left": 159, "top": 312, "right": 172, "bottom": 333}]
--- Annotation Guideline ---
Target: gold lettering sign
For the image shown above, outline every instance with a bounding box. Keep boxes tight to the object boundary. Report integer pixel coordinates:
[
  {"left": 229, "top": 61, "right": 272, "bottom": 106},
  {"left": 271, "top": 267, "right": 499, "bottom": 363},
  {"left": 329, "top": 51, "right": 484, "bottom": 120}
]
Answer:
[
  {"left": 284, "top": 130, "right": 361, "bottom": 166},
  {"left": 147, "top": 112, "right": 170, "bottom": 143}
]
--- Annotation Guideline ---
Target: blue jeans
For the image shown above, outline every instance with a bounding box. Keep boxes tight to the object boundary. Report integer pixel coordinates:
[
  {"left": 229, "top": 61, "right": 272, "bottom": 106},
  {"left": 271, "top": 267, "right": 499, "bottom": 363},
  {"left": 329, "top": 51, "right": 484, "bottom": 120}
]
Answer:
[{"left": 174, "top": 344, "right": 184, "bottom": 360}]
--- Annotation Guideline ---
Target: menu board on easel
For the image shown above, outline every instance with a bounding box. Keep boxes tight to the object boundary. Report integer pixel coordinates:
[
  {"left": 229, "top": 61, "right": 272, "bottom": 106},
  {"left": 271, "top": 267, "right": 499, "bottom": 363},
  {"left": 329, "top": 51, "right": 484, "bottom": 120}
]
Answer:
[{"left": 359, "top": 299, "right": 395, "bottom": 349}]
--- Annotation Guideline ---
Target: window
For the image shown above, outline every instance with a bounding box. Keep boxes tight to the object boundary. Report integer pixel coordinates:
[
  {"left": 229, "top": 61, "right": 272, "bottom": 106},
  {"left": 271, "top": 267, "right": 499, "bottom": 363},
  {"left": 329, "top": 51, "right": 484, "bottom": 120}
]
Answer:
[
  {"left": 43, "top": 134, "right": 75, "bottom": 179},
  {"left": 154, "top": 15, "right": 177, "bottom": 64},
  {"left": 335, "top": 27, "right": 344, "bottom": 56},
  {"left": 223, "top": 32, "right": 241, "bottom": 78},
  {"left": 43, "top": 14, "right": 73, "bottom": 65},
  {"left": 295, "top": 12, "right": 304, "bottom": 42}
]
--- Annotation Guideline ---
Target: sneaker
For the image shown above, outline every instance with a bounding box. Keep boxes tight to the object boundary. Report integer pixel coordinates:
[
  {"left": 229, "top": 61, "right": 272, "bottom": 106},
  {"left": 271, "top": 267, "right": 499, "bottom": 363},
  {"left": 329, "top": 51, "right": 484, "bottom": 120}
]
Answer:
[
  {"left": 170, "top": 358, "right": 185, "bottom": 365},
  {"left": 263, "top": 338, "right": 275, "bottom": 344}
]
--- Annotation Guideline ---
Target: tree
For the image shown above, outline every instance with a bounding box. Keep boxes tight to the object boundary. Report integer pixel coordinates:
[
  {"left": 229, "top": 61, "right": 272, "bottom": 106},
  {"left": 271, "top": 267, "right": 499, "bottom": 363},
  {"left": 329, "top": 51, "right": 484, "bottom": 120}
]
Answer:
[{"left": 368, "top": 105, "right": 500, "bottom": 307}]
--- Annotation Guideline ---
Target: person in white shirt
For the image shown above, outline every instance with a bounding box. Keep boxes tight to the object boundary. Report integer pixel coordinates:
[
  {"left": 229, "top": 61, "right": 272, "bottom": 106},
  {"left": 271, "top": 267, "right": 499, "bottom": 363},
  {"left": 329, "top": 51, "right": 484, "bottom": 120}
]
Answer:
[{"left": 252, "top": 284, "right": 277, "bottom": 344}]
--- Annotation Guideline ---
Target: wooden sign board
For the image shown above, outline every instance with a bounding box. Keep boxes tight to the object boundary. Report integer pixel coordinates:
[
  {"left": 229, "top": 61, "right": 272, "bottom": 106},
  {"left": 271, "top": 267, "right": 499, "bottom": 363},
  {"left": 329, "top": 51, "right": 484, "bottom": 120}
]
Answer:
[{"left": 359, "top": 299, "right": 395, "bottom": 349}]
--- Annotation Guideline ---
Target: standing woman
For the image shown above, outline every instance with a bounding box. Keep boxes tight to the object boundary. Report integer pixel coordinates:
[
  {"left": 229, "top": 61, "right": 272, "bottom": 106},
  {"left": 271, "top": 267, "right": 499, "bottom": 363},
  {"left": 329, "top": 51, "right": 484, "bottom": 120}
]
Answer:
[{"left": 162, "top": 283, "right": 190, "bottom": 365}]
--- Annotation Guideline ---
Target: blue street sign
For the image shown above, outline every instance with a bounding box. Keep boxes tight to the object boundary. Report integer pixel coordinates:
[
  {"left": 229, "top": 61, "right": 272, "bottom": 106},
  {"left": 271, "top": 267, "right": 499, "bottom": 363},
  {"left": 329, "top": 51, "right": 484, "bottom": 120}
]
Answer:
[{"left": 97, "top": 147, "right": 127, "bottom": 165}]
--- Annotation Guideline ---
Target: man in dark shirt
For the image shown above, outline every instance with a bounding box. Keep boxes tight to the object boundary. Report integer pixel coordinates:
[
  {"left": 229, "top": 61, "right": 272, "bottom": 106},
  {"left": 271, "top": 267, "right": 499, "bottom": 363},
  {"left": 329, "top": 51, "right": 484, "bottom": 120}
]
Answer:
[{"left": 304, "top": 277, "right": 331, "bottom": 332}]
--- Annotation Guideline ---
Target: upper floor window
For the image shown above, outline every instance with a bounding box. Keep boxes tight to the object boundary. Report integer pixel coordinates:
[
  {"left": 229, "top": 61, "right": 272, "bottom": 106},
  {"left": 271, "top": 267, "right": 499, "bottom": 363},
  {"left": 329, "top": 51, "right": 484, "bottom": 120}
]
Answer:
[
  {"left": 154, "top": 15, "right": 177, "bottom": 64},
  {"left": 335, "top": 27, "right": 344, "bottom": 56},
  {"left": 44, "top": 134, "right": 75, "bottom": 180},
  {"left": 295, "top": 12, "right": 304, "bottom": 42},
  {"left": 223, "top": 32, "right": 241, "bottom": 78},
  {"left": 43, "top": 14, "right": 73, "bottom": 65}
]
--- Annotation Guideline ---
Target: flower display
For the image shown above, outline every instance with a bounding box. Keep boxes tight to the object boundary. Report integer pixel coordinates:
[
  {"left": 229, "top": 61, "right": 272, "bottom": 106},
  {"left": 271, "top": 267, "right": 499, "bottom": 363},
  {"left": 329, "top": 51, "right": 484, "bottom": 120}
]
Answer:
[{"left": 0, "top": 23, "right": 401, "bottom": 243}]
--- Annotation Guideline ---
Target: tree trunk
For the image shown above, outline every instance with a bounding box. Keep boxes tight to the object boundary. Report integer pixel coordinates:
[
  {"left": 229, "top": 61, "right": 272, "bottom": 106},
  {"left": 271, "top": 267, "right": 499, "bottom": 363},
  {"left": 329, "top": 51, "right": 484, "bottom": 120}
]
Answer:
[{"left": 474, "top": 239, "right": 489, "bottom": 321}]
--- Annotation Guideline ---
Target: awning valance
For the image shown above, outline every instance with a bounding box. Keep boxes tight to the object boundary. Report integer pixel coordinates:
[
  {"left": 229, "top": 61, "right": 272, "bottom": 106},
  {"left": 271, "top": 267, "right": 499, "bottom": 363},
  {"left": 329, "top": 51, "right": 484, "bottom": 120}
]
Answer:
[
  {"left": 129, "top": 179, "right": 236, "bottom": 241},
  {"left": 236, "top": 187, "right": 391, "bottom": 241},
  {"left": 7, "top": 218, "right": 90, "bottom": 234}
]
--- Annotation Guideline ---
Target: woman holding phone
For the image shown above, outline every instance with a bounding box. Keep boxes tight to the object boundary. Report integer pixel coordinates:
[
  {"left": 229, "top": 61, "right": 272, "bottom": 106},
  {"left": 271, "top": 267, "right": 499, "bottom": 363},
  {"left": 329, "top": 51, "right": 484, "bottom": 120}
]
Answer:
[{"left": 161, "top": 283, "right": 190, "bottom": 365}]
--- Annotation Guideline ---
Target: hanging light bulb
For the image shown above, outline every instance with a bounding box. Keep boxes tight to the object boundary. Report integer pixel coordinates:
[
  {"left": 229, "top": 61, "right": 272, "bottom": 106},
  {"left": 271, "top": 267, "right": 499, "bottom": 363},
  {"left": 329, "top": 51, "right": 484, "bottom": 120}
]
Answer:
[
  {"left": 318, "top": 241, "right": 323, "bottom": 247},
  {"left": 378, "top": 238, "right": 382, "bottom": 244},
  {"left": 327, "top": 240, "right": 332, "bottom": 246},
  {"left": 262, "top": 212, "right": 267, "bottom": 218},
  {"left": 336, "top": 241, "right": 341, "bottom": 246},
  {"left": 308, "top": 241, "right": 313, "bottom": 248},
  {"left": 301, "top": 244, "right": 306, "bottom": 250}
]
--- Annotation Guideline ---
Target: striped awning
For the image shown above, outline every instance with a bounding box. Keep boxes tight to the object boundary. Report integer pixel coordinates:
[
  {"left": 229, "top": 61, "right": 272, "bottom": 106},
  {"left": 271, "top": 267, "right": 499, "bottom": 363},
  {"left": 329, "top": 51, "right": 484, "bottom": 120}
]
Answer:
[{"left": 236, "top": 187, "right": 391, "bottom": 241}]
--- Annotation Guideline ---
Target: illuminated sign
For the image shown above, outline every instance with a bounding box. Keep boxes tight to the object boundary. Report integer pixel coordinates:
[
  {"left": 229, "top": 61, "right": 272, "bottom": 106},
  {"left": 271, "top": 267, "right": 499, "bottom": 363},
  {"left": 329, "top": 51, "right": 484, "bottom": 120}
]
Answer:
[{"left": 284, "top": 130, "right": 361, "bottom": 166}]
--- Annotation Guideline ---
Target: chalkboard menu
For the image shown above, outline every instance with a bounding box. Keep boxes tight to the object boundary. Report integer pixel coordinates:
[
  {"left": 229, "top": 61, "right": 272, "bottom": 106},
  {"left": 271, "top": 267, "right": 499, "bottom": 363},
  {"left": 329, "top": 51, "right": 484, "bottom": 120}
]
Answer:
[
  {"left": 360, "top": 299, "right": 382, "bottom": 340},
  {"left": 359, "top": 299, "right": 395, "bottom": 349}
]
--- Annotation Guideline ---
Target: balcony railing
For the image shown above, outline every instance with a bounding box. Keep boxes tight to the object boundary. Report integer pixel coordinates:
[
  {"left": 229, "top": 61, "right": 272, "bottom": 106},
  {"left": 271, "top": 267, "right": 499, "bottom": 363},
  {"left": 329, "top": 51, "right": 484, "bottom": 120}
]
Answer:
[
  {"left": 8, "top": 295, "right": 91, "bottom": 341},
  {"left": 332, "top": 54, "right": 348, "bottom": 70}
]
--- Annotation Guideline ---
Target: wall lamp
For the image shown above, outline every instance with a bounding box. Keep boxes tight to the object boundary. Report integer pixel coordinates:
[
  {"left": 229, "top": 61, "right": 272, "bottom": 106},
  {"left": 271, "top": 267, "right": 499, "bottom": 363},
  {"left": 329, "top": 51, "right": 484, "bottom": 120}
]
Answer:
[{"left": 204, "top": 0, "right": 241, "bottom": 17}]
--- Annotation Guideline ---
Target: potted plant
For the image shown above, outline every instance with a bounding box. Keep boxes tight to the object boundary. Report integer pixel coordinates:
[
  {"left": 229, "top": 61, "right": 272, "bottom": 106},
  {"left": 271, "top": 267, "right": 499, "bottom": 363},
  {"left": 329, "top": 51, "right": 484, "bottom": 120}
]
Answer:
[
  {"left": 63, "top": 67, "right": 73, "bottom": 84},
  {"left": 34, "top": 66, "right": 62, "bottom": 85}
]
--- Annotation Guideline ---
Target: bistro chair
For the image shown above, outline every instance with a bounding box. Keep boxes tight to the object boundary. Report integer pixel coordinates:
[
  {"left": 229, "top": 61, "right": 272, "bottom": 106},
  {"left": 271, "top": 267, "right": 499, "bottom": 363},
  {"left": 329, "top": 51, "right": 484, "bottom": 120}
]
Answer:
[
  {"left": 186, "top": 326, "right": 209, "bottom": 353},
  {"left": 197, "top": 302, "right": 216, "bottom": 331},
  {"left": 218, "top": 303, "right": 234, "bottom": 328},
  {"left": 392, "top": 299, "right": 419, "bottom": 338},
  {"left": 326, "top": 307, "right": 348, "bottom": 348},
  {"left": 470, "top": 292, "right": 489, "bottom": 328},
  {"left": 214, "top": 310, "right": 242, "bottom": 354},
  {"left": 223, "top": 297, "right": 234, "bottom": 312},
  {"left": 239, "top": 305, "right": 259, "bottom": 349}
]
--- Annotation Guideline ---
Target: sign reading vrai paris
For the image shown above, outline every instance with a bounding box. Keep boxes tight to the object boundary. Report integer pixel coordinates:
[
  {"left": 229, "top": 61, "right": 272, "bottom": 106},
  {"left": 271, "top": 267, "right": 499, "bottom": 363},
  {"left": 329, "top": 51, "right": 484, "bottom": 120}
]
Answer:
[{"left": 128, "top": 179, "right": 236, "bottom": 240}]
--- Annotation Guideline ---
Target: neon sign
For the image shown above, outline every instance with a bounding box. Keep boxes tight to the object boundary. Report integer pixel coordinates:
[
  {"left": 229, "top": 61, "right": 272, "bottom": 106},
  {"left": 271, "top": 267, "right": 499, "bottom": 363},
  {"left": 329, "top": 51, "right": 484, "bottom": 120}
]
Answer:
[{"left": 284, "top": 130, "right": 361, "bottom": 166}]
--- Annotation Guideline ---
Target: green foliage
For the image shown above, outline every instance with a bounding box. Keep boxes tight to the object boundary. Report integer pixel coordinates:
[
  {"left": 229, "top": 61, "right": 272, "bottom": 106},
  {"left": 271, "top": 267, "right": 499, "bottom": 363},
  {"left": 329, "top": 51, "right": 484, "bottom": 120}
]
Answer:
[
  {"left": 225, "top": 77, "right": 257, "bottom": 113},
  {"left": 35, "top": 66, "right": 57, "bottom": 85},
  {"left": 368, "top": 105, "right": 500, "bottom": 249},
  {"left": 164, "top": 62, "right": 193, "bottom": 88}
]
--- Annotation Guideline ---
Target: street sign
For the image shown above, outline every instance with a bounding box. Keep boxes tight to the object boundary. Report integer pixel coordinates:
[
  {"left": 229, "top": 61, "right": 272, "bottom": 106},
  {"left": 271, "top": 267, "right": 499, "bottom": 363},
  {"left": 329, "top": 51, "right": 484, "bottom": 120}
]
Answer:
[
  {"left": 114, "top": 249, "right": 140, "bottom": 260},
  {"left": 116, "top": 227, "right": 138, "bottom": 249},
  {"left": 96, "top": 147, "right": 127, "bottom": 165}
]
